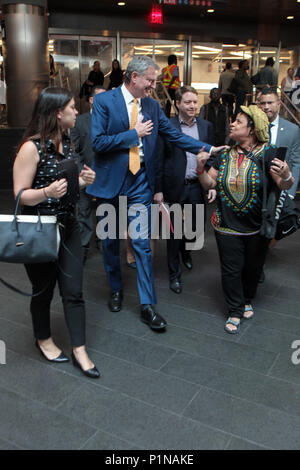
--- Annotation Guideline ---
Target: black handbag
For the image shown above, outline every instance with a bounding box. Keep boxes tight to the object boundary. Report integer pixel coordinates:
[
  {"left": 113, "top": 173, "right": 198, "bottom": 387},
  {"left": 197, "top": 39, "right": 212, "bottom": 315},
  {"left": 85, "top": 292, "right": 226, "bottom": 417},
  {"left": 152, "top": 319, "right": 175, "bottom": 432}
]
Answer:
[
  {"left": 0, "top": 189, "right": 60, "bottom": 264},
  {"left": 258, "top": 149, "right": 300, "bottom": 240}
]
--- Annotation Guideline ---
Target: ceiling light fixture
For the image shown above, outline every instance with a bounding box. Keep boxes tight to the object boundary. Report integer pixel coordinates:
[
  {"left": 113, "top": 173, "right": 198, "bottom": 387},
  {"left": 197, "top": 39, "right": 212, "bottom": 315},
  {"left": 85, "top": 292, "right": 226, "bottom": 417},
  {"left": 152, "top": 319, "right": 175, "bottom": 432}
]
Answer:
[
  {"left": 118, "top": 2, "right": 126, "bottom": 6},
  {"left": 287, "top": 16, "right": 294, "bottom": 19},
  {"left": 207, "top": 9, "right": 214, "bottom": 13}
]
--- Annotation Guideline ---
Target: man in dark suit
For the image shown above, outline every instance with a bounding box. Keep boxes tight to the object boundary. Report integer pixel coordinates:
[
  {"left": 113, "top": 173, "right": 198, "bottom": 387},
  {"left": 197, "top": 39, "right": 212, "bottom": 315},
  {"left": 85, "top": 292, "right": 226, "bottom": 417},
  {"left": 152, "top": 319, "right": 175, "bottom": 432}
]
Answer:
[
  {"left": 259, "top": 89, "right": 300, "bottom": 198},
  {"left": 155, "top": 85, "right": 215, "bottom": 293},
  {"left": 87, "top": 56, "right": 224, "bottom": 331},
  {"left": 70, "top": 86, "right": 106, "bottom": 260}
]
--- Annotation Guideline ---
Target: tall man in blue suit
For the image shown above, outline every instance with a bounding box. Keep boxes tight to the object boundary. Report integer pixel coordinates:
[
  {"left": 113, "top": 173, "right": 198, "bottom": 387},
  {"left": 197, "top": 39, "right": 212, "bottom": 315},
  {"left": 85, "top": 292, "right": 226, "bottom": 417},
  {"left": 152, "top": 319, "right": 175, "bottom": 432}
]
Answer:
[{"left": 87, "top": 56, "right": 224, "bottom": 331}]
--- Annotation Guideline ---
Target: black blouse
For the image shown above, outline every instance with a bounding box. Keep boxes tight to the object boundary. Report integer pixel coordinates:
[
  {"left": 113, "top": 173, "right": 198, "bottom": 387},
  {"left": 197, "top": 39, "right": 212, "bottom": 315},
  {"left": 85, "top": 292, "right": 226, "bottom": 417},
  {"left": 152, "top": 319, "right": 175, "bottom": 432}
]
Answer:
[{"left": 23, "top": 135, "right": 78, "bottom": 216}]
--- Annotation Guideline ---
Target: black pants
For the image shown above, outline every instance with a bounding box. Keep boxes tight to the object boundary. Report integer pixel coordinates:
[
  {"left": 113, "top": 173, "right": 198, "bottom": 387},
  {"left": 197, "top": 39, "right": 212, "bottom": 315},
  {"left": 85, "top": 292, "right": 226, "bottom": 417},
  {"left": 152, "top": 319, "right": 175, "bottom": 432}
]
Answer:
[
  {"left": 165, "top": 88, "right": 178, "bottom": 118},
  {"left": 167, "top": 182, "right": 205, "bottom": 281},
  {"left": 221, "top": 93, "right": 234, "bottom": 118},
  {"left": 215, "top": 231, "right": 269, "bottom": 319},
  {"left": 25, "top": 215, "right": 86, "bottom": 347}
]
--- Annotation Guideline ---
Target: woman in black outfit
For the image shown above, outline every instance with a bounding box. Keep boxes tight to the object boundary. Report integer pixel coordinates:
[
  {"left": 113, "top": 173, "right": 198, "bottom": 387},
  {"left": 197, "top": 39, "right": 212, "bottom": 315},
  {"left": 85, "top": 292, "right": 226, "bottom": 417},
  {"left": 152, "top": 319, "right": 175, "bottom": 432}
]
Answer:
[
  {"left": 108, "top": 59, "right": 124, "bottom": 89},
  {"left": 13, "top": 87, "right": 100, "bottom": 378}
]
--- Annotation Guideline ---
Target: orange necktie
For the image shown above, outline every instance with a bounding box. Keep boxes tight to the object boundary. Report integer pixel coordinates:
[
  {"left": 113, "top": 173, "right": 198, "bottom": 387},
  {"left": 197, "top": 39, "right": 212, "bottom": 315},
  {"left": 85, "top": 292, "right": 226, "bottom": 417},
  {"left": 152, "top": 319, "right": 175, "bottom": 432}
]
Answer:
[{"left": 129, "top": 98, "right": 140, "bottom": 175}]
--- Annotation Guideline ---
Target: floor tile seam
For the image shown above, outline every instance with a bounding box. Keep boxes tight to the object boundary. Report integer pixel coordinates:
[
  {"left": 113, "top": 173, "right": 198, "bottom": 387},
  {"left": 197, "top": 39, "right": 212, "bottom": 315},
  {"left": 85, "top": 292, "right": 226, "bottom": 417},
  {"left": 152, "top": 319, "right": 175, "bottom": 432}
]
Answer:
[
  {"left": 0, "top": 382, "right": 98, "bottom": 435},
  {"left": 140, "top": 326, "right": 281, "bottom": 360},
  {"left": 0, "top": 360, "right": 86, "bottom": 406},
  {"left": 84, "top": 346, "right": 209, "bottom": 385},
  {"left": 156, "top": 350, "right": 179, "bottom": 372},
  {"left": 256, "top": 307, "right": 300, "bottom": 320},
  {"left": 0, "top": 315, "right": 32, "bottom": 331},
  {"left": 78, "top": 428, "right": 140, "bottom": 450},
  {"left": 181, "top": 380, "right": 300, "bottom": 425},
  {"left": 223, "top": 435, "right": 273, "bottom": 450},
  {"left": 51, "top": 384, "right": 233, "bottom": 443},
  {"left": 0, "top": 436, "right": 26, "bottom": 450}
]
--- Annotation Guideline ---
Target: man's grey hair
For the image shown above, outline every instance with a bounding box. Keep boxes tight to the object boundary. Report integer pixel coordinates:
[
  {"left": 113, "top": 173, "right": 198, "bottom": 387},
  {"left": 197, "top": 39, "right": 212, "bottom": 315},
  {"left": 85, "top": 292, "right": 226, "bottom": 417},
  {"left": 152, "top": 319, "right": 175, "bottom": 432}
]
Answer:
[{"left": 124, "top": 55, "right": 159, "bottom": 84}]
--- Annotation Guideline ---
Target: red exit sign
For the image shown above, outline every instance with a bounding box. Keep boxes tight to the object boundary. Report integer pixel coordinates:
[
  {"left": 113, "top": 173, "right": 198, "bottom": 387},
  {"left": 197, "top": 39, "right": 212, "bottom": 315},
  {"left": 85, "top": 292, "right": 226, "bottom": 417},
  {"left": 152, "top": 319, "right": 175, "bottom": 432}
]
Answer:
[{"left": 149, "top": 5, "right": 164, "bottom": 24}]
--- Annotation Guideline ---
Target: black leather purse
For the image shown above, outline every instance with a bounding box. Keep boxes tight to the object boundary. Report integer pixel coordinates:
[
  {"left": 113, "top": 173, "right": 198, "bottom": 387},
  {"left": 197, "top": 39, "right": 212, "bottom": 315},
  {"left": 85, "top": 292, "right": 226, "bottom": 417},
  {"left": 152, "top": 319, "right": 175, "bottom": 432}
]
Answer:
[{"left": 0, "top": 189, "right": 60, "bottom": 264}]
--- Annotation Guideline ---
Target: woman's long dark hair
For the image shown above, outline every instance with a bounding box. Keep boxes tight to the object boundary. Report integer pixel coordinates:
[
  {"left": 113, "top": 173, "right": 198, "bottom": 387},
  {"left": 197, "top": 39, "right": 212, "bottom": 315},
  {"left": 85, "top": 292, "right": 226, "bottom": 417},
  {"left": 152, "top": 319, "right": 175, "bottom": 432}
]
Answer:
[{"left": 19, "top": 87, "right": 73, "bottom": 153}]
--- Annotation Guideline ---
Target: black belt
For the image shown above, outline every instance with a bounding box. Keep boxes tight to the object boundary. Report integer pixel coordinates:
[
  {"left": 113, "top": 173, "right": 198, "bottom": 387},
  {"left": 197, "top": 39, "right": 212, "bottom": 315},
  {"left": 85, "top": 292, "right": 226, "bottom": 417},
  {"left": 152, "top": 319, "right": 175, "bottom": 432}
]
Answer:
[{"left": 184, "top": 177, "right": 198, "bottom": 185}]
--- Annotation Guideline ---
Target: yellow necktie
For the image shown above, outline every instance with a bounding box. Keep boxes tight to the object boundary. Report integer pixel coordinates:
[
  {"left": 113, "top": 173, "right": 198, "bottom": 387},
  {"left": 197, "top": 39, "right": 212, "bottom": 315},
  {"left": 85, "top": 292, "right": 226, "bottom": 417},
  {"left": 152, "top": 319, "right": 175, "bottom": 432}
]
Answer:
[{"left": 129, "top": 98, "right": 140, "bottom": 175}]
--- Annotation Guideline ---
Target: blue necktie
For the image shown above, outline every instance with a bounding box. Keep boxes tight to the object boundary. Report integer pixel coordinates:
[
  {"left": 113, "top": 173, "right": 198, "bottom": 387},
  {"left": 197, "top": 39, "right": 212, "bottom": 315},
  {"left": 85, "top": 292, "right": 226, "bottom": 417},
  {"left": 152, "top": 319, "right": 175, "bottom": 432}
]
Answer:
[{"left": 268, "top": 123, "right": 274, "bottom": 144}]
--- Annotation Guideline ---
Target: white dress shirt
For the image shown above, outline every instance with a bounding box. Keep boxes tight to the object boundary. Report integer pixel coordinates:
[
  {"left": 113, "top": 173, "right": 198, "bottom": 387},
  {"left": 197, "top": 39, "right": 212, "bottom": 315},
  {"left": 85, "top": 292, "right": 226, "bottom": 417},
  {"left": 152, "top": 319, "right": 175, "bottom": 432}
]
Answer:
[
  {"left": 121, "top": 84, "right": 144, "bottom": 162},
  {"left": 269, "top": 114, "right": 279, "bottom": 145}
]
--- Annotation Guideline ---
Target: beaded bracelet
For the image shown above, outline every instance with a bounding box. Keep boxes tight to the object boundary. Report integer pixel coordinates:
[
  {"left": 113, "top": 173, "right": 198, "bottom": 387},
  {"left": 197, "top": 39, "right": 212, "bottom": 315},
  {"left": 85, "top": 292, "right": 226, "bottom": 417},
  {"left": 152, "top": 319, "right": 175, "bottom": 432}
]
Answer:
[{"left": 196, "top": 168, "right": 205, "bottom": 176}]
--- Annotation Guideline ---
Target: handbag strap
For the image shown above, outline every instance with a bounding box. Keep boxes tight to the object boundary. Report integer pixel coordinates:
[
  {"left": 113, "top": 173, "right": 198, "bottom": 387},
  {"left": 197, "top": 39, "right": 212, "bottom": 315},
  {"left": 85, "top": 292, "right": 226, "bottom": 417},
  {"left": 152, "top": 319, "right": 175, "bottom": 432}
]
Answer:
[{"left": 0, "top": 265, "right": 56, "bottom": 297}]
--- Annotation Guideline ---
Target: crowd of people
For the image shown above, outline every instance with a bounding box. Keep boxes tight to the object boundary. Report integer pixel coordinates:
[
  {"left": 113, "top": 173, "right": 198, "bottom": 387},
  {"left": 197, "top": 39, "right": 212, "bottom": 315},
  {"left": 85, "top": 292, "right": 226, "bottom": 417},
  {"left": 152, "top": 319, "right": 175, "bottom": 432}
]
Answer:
[{"left": 12, "top": 54, "right": 300, "bottom": 379}]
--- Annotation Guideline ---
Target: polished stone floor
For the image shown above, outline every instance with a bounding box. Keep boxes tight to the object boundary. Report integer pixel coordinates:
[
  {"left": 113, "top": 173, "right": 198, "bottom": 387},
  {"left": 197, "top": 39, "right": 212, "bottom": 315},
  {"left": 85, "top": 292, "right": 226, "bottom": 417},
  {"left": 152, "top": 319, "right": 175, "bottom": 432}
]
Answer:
[{"left": 0, "top": 190, "right": 300, "bottom": 450}]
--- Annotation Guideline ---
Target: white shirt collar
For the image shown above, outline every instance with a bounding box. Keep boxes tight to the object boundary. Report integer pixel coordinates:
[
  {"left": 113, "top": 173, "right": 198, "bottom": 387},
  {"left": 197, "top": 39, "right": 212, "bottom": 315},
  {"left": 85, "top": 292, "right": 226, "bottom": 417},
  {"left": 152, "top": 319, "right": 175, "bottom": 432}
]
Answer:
[
  {"left": 121, "top": 83, "right": 140, "bottom": 107},
  {"left": 271, "top": 114, "right": 279, "bottom": 128}
]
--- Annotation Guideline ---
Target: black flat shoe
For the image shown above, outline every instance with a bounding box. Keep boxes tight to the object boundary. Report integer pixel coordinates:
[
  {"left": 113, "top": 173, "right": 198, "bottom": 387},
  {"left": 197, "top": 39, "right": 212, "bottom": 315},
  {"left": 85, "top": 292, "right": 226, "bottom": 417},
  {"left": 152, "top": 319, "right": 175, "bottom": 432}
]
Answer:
[
  {"left": 108, "top": 290, "right": 123, "bottom": 312},
  {"left": 170, "top": 278, "right": 182, "bottom": 294},
  {"left": 71, "top": 352, "right": 100, "bottom": 379},
  {"left": 140, "top": 305, "right": 167, "bottom": 331},
  {"left": 127, "top": 262, "right": 137, "bottom": 269},
  {"left": 35, "top": 340, "right": 69, "bottom": 363}
]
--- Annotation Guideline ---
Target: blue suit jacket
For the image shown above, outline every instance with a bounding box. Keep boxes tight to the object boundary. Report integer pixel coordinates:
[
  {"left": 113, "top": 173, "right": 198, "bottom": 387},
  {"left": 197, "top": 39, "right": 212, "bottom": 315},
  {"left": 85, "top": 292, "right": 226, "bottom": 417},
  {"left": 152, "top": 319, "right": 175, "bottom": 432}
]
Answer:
[
  {"left": 155, "top": 115, "right": 214, "bottom": 203},
  {"left": 86, "top": 86, "right": 212, "bottom": 199}
]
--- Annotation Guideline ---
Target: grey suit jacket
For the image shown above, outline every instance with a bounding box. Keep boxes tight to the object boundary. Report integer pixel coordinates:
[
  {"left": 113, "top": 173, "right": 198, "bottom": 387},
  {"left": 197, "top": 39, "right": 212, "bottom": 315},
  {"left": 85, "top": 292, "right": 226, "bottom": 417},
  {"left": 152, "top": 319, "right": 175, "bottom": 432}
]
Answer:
[
  {"left": 275, "top": 116, "right": 300, "bottom": 198},
  {"left": 70, "top": 112, "right": 95, "bottom": 171}
]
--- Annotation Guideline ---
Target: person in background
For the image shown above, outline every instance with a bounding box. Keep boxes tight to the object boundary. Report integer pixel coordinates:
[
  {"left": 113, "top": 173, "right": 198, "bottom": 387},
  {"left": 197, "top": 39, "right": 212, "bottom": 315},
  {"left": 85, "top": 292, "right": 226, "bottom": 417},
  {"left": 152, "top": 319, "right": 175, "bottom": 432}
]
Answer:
[
  {"left": 196, "top": 105, "right": 294, "bottom": 335},
  {"left": 70, "top": 85, "right": 106, "bottom": 262},
  {"left": 234, "top": 60, "right": 252, "bottom": 118},
  {"left": 259, "top": 88, "right": 300, "bottom": 199},
  {"left": 256, "top": 57, "right": 278, "bottom": 91},
  {"left": 162, "top": 54, "right": 181, "bottom": 118},
  {"left": 199, "top": 87, "right": 230, "bottom": 147},
  {"left": 155, "top": 85, "right": 215, "bottom": 294},
  {"left": 218, "top": 62, "right": 235, "bottom": 118},
  {"left": 108, "top": 59, "right": 124, "bottom": 90},
  {"left": 13, "top": 87, "right": 100, "bottom": 378},
  {"left": 86, "top": 61, "right": 104, "bottom": 88}
]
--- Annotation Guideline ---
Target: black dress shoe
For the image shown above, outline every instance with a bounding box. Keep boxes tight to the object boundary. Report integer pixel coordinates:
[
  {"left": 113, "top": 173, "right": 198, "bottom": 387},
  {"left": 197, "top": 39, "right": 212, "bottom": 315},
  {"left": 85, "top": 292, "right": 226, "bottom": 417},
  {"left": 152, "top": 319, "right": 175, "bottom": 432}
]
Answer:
[
  {"left": 35, "top": 340, "right": 69, "bottom": 363},
  {"left": 170, "top": 279, "right": 182, "bottom": 294},
  {"left": 182, "top": 253, "right": 193, "bottom": 270},
  {"left": 71, "top": 353, "right": 100, "bottom": 379},
  {"left": 127, "top": 262, "right": 137, "bottom": 269},
  {"left": 108, "top": 290, "right": 123, "bottom": 312},
  {"left": 140, "top": 305, "right": 167, "bottom": 330}
]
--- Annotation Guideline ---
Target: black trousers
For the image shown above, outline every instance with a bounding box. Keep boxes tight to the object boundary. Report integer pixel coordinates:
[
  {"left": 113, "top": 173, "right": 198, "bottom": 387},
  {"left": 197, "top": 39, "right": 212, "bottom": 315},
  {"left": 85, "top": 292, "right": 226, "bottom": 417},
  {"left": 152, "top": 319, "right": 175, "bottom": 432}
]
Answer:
[
  {"left": 215, "top": 231, "right": 269, "bottom": 319},
  {"left": 25, "top": 215, "right": 86, "bottom": 347},
  {"left": 165, "top": 88, "right": 178, "bottom": 118},
  {"left": 167, "top": 182, "right": 205, "bottom": 281}
]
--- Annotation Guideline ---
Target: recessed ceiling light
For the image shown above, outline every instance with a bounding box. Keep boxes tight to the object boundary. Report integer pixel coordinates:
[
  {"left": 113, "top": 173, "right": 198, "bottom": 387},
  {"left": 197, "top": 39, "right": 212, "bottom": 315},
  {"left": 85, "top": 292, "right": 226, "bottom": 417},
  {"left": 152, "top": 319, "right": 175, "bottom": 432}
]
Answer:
[
  {"left": 207, "top": 9, "right": 214, "bottom": 13},
  {"left": 287, "top": 16, "right": 294, "bottom": 19},
  {"left": 118, "top": 2, "right": 126, "bottom": 6}
]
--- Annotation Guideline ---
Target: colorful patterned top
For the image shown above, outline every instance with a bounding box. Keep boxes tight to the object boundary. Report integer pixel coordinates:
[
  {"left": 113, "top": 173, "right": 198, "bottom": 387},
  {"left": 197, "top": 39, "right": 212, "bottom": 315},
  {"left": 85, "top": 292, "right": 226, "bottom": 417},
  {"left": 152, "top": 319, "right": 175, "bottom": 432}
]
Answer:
[{"left": 211, "top": 143, "right": 275, "bottom": 235}]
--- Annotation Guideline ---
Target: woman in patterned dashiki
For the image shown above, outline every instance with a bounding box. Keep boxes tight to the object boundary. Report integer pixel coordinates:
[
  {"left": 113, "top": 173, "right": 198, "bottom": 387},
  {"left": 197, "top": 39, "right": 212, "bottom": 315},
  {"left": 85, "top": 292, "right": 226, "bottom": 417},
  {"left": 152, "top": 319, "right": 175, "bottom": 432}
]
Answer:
[
  {"left": 13, "top": 87, "right": 100, "bottom": 378},
  {"left": 195, "top": 105, "right": 294, "bottom": 334}
]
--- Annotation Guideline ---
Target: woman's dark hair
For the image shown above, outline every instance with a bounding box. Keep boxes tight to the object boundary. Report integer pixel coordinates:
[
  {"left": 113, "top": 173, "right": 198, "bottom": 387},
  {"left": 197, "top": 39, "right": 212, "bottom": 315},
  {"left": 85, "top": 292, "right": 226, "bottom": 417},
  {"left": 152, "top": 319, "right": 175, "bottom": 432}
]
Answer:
[
  {"left": 112, "top": 59, "right": 121, "bottom": 69},
  {"left": 265, "top": 57, "right": 274, "bottom": 67},
  {"left": 19, "top": 87, "right": 73, "bottom": 153}
]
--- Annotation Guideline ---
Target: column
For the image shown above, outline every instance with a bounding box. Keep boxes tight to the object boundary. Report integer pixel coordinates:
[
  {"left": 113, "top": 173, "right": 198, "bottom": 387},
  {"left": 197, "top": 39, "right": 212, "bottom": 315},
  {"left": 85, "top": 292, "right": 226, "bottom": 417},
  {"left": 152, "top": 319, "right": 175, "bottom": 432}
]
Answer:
[{"left": 0, "top": 0, "right": 49, "bottom": 127}]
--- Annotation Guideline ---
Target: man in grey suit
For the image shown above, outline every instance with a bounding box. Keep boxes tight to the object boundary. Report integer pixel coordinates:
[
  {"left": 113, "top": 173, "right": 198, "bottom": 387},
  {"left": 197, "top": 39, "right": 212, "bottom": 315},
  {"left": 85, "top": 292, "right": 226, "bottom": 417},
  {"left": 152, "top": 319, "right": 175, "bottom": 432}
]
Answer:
[
  {"left": 259, "top": 89, "right": 300, "bottom": 198},
  {"left": 70, "top": 85, "right": 106, "bottom": 259}
]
